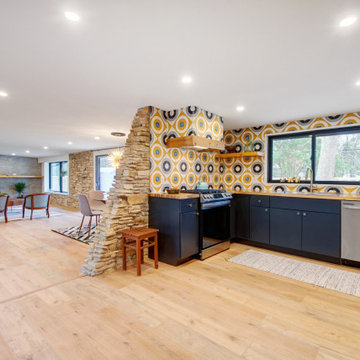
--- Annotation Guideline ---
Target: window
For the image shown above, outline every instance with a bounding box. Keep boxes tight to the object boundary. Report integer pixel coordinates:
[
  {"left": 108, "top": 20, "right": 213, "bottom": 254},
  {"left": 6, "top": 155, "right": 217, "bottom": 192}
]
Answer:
[
  {"left": 49, "top": 161, "right": 68, "bottom": 193},
  {"left": 96, "top": 155, "right": 116, "bottom": 193},
  {"left": 269, "top": 134, "right": 312, "bottom": 181},
  {"left": 268, "top": 126, "right": 360, "bottom": 185}
]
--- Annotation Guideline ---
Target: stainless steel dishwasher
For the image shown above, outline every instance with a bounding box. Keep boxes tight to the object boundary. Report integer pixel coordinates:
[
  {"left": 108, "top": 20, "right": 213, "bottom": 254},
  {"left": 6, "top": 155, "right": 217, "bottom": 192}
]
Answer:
[{"left": 341, "top": 201, "right": 360, "bottom": 263}]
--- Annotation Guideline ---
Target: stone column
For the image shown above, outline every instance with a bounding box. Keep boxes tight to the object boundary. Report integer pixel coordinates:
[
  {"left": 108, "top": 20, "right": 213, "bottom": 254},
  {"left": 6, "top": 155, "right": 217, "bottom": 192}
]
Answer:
[{"left": 82, "top": 106, "right": 151, "bottom": 276}]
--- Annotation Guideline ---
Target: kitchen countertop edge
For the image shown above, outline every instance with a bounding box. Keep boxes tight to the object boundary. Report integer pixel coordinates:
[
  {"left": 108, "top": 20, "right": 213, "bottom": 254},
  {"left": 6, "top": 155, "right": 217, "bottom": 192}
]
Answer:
[
  {"left": 233, "top": 191, "right": 360, "bottom": 201},
  {"left": 149, "top": 193, "right": 200, "bottom": 199}
]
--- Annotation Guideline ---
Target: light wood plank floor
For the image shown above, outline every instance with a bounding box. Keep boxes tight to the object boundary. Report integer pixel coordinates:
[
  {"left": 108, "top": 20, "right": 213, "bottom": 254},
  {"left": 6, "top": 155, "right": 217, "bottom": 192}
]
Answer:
[{"left": 0, "top": 207, "right": 359, "bottom": 360}]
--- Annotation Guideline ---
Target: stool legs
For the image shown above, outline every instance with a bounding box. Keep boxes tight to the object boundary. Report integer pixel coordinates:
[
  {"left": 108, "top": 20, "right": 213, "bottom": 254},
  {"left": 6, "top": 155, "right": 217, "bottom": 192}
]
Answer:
[
  {"left": 136, "top": 238, "right": 141, "bottom": 276},
  {"left": 122, "top": 236, "right": 127, "bottom": 271},
  {"left": 154, "top": 234, "right": 158, "bottom": 269},
  {"left": 141, "top": 240, "right": 144, "bottom": 264},
  {"left": 121, "top": 229, "right": 159, "bottom": 276}
]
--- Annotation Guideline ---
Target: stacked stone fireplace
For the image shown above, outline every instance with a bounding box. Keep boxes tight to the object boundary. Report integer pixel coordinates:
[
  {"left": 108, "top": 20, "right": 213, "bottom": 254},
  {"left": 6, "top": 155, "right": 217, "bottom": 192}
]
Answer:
[{"left": 82, "top": 106, "right": 151, "bottom": 276}]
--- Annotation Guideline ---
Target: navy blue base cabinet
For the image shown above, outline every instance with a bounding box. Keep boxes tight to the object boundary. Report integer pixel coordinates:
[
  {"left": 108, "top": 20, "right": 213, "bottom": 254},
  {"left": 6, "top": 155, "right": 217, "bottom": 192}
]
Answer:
[
  {"left": 232, "top": 194, "right": 341, "bottom": 261},
  {"left": 302, "top": 211, "right": 340, "bottom": 258},
  {"left": 250, "top": 206, "right": 269, "bottom": 244},
  {"left": 149, "top": 197, "right": 199, "bottom": 265},
  {"left": 270, "top": 208, "right": 302, "bottom": 250}
]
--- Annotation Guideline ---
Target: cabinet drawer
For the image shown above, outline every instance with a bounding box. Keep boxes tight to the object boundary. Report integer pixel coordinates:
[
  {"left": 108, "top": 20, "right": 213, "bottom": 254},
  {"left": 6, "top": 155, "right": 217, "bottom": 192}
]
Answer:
[
  {"left": 270, "top": 196, "right": 340, "bottom": 214},
  {"left": 250, "top": 196, "right": 269, "bottom": 208},
  {"left": 180, "top": 199, "right": 198, "bottom": 213}
]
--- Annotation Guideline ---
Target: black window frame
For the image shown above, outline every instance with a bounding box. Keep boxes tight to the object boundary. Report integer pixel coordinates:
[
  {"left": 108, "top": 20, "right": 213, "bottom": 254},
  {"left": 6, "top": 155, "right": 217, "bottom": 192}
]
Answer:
[
  {"left": 49, "top": 161, "right": 68, "bottom": 193},
  {"left": 268, "top": 125, "right": 360, "bottom": 185}
]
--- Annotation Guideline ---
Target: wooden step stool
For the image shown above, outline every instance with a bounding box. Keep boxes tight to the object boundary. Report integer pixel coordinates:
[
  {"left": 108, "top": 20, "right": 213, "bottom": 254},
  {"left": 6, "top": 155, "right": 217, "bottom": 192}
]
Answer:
[{"left": 121, "top": 227, "right": 159, "bottom": 276}]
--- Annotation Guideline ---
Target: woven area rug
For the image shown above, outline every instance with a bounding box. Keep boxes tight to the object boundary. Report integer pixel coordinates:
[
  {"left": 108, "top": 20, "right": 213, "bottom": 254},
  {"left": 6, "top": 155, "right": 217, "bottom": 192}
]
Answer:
[
  {"left": 52, "top": 225, "right": 96, "bottom": 244},
  {"left": 229, "top": 249, "right": 360, "bottom": 297},
  {"left": 0, "top": 207, "right": 63, "bottom": 223}
]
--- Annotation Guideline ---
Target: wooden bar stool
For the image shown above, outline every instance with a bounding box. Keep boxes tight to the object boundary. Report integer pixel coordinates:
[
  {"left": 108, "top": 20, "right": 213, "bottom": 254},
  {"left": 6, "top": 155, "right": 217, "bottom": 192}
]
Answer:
[{"left": 121, "top": 227, "right": 159, "bottom": 276}]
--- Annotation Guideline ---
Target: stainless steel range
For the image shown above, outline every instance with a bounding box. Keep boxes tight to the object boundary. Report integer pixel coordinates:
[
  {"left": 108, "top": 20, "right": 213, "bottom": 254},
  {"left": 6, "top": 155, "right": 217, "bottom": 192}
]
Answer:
[{"left": 181, "top": 189, "right": 233, "bottom": 259}]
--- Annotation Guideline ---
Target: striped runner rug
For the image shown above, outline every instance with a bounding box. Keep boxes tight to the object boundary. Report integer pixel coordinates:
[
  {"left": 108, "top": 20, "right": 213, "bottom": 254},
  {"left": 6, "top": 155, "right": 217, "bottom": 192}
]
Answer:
[
  {"left": 52, "top": 225, "right": 96, "bottom": 244},
  {"left": 229, "top": 249, "right": 360, "bottom": 297}
]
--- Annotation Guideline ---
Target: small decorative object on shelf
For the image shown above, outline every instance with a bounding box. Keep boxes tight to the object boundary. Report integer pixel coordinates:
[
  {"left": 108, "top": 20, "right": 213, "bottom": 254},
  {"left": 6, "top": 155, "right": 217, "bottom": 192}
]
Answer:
[
  {"left": 244, "top": 139, "right": 253, "bottom": 152},
  {"left": 280, "top": 176, "right": 301, "bottom": 183}
]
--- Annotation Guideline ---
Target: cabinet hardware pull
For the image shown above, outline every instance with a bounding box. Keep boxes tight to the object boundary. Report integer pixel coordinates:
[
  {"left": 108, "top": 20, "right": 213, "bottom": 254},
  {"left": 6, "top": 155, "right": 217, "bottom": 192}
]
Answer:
[
  {"left": 297, "top": 212, "right": 300, "bottom": 215},
  {"left": 188, "top": 203, "right": 193, "bottom": 207},
  {"left": 303, "top": 212, "right": 307, "bottom": 216},
  {"left": 265, "top": 208, "right": 268, "bottom": 212},
  {"left": 196, "top": 212, "right": 199, "bottom": 216},
  {"left": 258, "top": 200, "right": 262, "bottom": 203}
]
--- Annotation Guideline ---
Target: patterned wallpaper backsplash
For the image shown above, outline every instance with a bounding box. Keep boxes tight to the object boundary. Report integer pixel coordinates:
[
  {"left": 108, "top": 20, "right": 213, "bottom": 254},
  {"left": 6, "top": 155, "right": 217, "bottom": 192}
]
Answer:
[
  {"left": 150, "top": 106, "right": 224, "bottom": 193},
  {"left": 150, "top": 107, "right": 360, "bottom": 195},
  {"left": 223, "top": 112, "right": 360, "bottom": 195}
]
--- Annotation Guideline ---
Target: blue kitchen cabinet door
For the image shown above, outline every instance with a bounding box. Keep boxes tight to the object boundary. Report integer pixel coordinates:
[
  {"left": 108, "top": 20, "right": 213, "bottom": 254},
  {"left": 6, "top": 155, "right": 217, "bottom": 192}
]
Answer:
[
  {"left": 270, "top": 208, "right": 302, "bottom": 250},
  {"left": 302, "top": 211, "right": 341, "bottom": 257},
  {"left": 250, "top": 206, "right": 270, "bottom": 244},
  {"left": 180, "top": 211, "right": 199, "bottom": 259}
]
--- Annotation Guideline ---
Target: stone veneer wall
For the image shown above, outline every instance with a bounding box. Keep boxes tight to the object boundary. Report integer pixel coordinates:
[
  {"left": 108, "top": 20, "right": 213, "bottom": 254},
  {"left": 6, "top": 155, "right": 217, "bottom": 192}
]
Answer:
[
  {"left": 82, "top": 106, "right": 150, "bottom": 276},
  {"left": 50, "top": 151, "right": 94, "bottom": 208}
]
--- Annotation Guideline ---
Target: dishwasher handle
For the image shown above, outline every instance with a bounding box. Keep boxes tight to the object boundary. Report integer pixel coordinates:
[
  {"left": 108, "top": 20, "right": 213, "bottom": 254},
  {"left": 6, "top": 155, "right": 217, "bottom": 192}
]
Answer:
[{"left": 342, "top": 202, "right": 360, "bottom": 210}]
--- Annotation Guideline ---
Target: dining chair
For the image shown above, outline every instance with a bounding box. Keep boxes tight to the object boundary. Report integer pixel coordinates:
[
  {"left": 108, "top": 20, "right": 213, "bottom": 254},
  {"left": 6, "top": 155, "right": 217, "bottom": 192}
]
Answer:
[
  {"left": 88, "top": 190, "right": 106, "bottom": 212},
  {"left": 0, "top": 195, "right": 9, "bottom": 223},
  {"left": 78, "top": 194, "right": 101, "bottom": 239},
  {"left": 22, "top": 193, "right": 51, "bottom": 220}
]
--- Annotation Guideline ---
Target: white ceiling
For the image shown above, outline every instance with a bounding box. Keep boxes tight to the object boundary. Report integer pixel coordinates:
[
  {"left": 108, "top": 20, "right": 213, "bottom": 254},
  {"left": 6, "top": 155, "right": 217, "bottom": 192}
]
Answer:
[{"left": 1, "top": 0, "right": 360, "bottom": 157}]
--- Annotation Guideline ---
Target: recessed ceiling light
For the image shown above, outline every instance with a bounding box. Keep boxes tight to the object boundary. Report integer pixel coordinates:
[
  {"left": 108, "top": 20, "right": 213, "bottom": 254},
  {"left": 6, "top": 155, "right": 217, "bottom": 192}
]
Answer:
[
  {"left": 68, "top": 141, "right": 72, "bottom": 145},
  {"left": 11, "top": 153, "right": 16, "bottom": 156},
  {"left": 94, "top": 136, "right": 100, "bottom": 140},
  {"left": 355, "top": 80, "right": 360, "bottom": 87},
  {"left": 64, "top": 12, "right": 80, "bottom": 22},
  {"left": 181, "top": 75, "right": 193, "bottom": 84},
  {"left": 0, "top": 91, "right": 8, "bottom": 97},
  {"left": 236, "top": 105, "right": 245, "bottom": 112},
  {"left": 43, "top": 146, "right": 48, "bottom": 150},
  {"left": 339, "top": 16, "right": 357, "bottom": 27},
  {"left": 25, "top": 150, "right": 30, "bottom": 154}
]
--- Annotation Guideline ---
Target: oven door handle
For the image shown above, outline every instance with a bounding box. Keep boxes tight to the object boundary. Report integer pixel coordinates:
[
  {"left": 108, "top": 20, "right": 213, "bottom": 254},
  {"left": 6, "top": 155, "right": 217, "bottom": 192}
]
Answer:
[{"left": 201, "top": 200, "right": 231, "bottom": 210}]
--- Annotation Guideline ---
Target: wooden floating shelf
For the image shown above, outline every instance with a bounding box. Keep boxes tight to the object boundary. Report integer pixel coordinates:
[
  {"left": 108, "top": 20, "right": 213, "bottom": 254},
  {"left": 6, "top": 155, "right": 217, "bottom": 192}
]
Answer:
[
  {"left": 216, "top": 151, "right": 264, "bottom": 159},
  {"left": 166, "top": 135, "right": 225, "bottom": 152},
  {"left": 0, "top": 175, "right": 43, "bottom": 178}
]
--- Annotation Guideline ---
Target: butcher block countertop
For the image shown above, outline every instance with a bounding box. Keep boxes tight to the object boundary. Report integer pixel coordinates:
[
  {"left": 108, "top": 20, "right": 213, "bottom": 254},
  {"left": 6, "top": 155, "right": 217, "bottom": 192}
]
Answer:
[
  {"left": 149, "top": 193, "right": 200, "bottom": 200},
  {"left": 233, "top": 190, "right": 360, "bottom": 201}
]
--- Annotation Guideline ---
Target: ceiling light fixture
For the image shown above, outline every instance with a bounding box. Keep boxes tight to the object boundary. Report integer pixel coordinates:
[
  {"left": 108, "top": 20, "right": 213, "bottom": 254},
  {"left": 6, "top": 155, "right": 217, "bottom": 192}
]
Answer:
[
  {"left": 43, "top": 146, "right": 48, "bottom": 150},
  {"left": 0, "top": 91, "right": 8, "bottom": 97},
  {"left": 25, "top": 150, "right": 30, "bottom": 154},
  {"left": 236, "top": 105, "right": 245, "bottom": 112},
  {"left": 94, "top": 136, "right": 100, "bottom": 140},
  {"left": 181, "top": 75, "right": 193, "bottom": 84},
  {"left": 355, "top": 80, "right": 360, "bottom": 87},
  {"left": 68, "top": 141, "right": 72, "bottom": 145},
  {"left": 109, "top": 132, "right": 126, "bottom": 167},
  {"left": 11, "top": 153, "right": 16, "bottom": 156},
  {"left": 64, "top": 11, "right": 80, "bottom": 22},
  {"left": 339, "top": 16, "right": 357, "bottom": 27}
]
